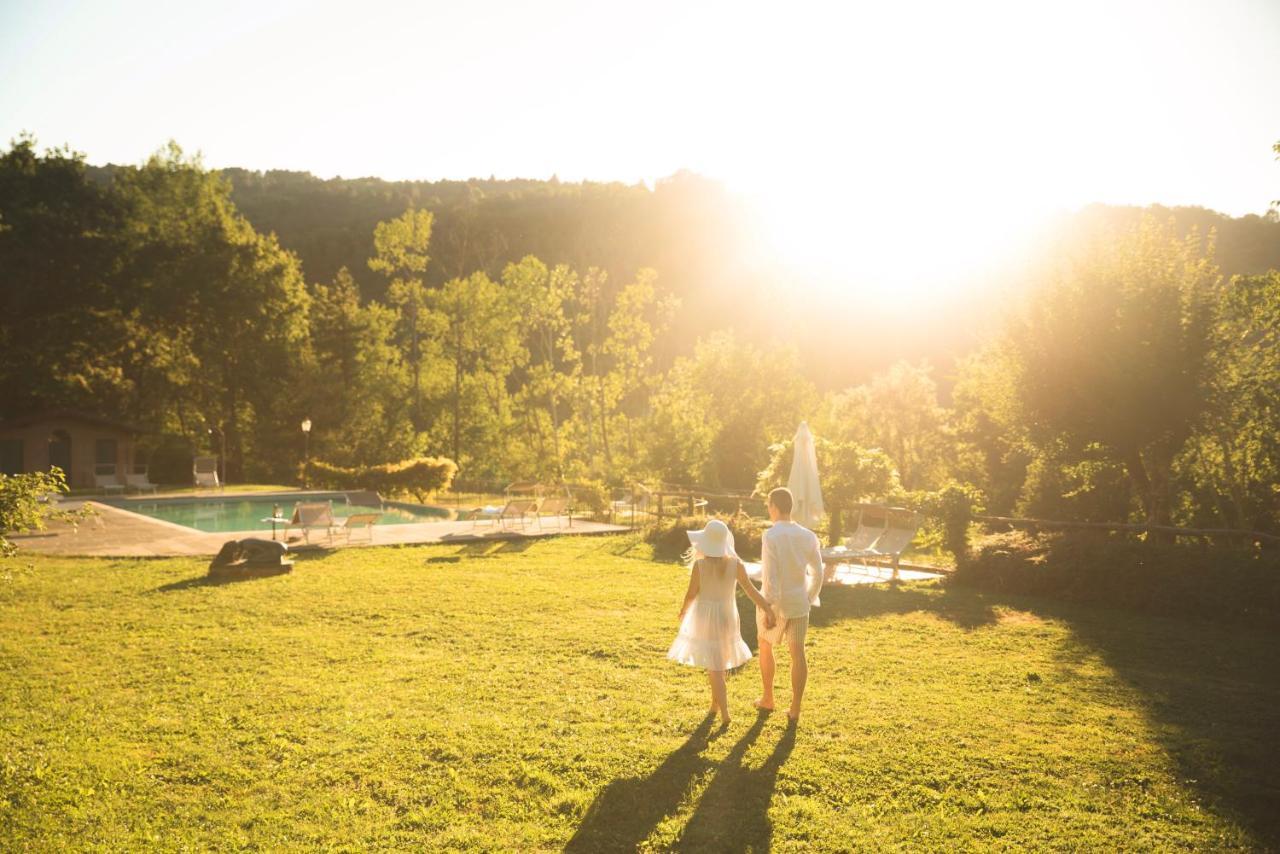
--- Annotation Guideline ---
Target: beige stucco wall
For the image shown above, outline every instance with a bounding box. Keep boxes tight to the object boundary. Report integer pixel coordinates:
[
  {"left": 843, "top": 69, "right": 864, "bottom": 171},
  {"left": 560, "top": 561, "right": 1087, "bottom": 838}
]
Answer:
[{"left": 0, "top": 419, "right": 136, "bottom": 489}]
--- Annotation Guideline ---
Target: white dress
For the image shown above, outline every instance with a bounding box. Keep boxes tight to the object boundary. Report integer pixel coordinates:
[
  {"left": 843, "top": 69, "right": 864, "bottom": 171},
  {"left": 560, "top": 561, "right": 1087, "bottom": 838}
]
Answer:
[{"left": 667, "top": 558, "right": 752, "bottom": 671}]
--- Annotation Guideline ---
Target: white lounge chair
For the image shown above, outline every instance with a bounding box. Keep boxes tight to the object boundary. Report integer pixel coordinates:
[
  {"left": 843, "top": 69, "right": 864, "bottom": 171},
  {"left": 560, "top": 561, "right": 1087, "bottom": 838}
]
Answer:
[
  {"left": 472, "top": 498, "right": 537, "bottom": 531},
  {"left": 862, "top": 511, "right": 922, "bottom": 577},
  {"left": 285, "top": 501, "right": 338, "bottom": 544},
  {"left": 94, "top": 464, "right": 125, "bottom": 496},
  {"left": 821, "top": 510, "right": 889, "bottom": 564},
  {"left": 193, "top": 456, "right": 221, "bottom": 490},
  {"left": 334, "top": 512, "right": 380, "bottom": 544},
  {"left": 125, "top": 467, "right": 159, "bottom": 494},
  {"left": 535, "top": 494, "right": 572, "bottom": 530}
]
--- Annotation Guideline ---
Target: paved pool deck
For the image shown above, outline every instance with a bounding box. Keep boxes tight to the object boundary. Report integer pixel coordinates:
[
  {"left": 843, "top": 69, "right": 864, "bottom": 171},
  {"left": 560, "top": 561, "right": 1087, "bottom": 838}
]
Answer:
[
  {"left": 13, "top": 494, "right": 948, "bottom": 587},
  {"left": 12, "top": 497, "right": 630, "bottom": 558}
]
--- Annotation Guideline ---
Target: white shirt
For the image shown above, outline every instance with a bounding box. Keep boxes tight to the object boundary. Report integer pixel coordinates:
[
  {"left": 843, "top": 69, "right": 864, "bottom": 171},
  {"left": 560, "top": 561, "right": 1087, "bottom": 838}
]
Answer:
[{"left": 761, "top": 520, "right": 824, "bottom": 619}]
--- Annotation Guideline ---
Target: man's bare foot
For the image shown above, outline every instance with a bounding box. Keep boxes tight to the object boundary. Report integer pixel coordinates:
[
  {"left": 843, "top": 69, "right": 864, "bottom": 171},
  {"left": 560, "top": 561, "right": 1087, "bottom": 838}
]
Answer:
[
  {"left": 787, "top": 708, "right": 801, "bottom": 723},
  {"left": 753, "top": 699, "right": 774, "bottom": 712}
]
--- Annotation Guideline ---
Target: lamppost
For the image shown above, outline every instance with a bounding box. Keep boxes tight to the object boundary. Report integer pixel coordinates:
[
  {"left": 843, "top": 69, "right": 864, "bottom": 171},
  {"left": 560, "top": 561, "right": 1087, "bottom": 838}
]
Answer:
[{"left": 301, "top": 418, "right": 312, "bottom": 488}]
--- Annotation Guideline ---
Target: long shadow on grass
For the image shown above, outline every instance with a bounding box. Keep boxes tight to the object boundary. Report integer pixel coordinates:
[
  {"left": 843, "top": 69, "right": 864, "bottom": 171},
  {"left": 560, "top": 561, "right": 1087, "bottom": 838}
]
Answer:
[
  {"left": 732, "top": 579, "right": 997, "bottom": 656},
  {"left": 565, "top": 714, "right": 717, "bottom": 852},
  {"left": 152, "top": 570, "right": 290, "bottom": 593},
  {"left": 841, "top": 573, "right": 1280, "bottom": 847},
  {"left": 1011, "top": 594, "right": 1280, "bottom": 848},
  {"left": 676, "top": 712, "right": 796, "bottom": 851}
]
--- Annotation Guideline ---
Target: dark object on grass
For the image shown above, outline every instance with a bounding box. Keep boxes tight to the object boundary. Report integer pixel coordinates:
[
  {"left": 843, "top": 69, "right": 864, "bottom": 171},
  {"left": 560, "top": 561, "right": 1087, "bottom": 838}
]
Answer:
[{"left": 208, "top": 538, "right": 293, "bottom": 578}]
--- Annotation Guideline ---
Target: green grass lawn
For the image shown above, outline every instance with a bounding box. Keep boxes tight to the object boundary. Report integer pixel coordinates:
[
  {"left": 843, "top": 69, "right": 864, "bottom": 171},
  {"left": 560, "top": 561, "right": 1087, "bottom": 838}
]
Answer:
[{"left": 2, "top": 536, "right": 1276, "bottom": 851}]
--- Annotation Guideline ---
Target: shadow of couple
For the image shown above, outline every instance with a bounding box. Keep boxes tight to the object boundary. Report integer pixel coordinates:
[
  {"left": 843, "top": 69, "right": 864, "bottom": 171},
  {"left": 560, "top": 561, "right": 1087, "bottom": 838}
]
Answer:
[{"left": 565, "top": 710, "right": 797, "bottom": 852}]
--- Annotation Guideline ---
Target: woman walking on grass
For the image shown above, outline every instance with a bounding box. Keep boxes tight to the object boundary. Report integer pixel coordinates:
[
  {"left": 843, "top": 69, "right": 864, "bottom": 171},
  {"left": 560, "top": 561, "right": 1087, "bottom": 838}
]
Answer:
[{"left": 668, "top": 519, "right": 775, "bottom": 725}]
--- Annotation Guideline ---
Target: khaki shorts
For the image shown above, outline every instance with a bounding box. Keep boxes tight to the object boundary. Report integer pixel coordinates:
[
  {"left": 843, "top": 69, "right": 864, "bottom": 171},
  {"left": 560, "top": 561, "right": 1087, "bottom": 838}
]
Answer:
[{"left": 756, "top": 610, "right": 808, "bottom": 647}]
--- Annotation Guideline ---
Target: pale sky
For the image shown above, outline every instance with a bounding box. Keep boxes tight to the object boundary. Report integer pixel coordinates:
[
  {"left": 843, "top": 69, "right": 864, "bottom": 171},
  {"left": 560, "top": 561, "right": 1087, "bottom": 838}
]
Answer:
[{"left": 3, "top": 0, "right": 1278, "bottom": 291}]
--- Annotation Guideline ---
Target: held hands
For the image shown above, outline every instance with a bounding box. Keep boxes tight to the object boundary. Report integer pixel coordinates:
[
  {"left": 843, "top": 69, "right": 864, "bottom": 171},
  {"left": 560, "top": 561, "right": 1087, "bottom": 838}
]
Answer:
[{"left": 762, "top": 604, "right": 777, "bottom": 629}]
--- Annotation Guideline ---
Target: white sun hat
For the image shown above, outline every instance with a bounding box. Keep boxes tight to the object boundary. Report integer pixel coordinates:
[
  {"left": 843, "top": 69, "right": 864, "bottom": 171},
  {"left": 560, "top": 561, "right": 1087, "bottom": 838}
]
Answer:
[{"left": 687, "top": 518, "right": 735, "bottom": 558}]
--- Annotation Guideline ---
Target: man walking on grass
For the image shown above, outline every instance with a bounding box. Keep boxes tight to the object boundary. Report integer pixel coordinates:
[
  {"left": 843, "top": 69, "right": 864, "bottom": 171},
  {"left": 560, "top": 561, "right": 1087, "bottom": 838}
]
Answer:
[{"left": 755, "top": 487, "right": 825, "bottom": 723}]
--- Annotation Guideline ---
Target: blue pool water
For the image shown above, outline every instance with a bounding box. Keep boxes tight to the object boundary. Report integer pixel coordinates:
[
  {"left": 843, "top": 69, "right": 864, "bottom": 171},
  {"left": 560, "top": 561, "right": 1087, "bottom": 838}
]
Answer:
[{"left": 104, "top": 493, "right": 450, "bottom": 533}]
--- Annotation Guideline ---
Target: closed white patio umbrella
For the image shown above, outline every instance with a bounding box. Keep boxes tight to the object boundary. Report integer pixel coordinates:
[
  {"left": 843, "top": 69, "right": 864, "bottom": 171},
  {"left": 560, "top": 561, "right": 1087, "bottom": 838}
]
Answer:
[{"left": 787, "top": 421, "right": 824, "bottom": 528}]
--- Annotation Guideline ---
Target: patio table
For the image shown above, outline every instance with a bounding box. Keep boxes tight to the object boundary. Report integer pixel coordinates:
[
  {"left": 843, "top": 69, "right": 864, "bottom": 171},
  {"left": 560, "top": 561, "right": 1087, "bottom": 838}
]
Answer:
[{"left": 261, "top": 516, "right": 287, "bottom": 541}]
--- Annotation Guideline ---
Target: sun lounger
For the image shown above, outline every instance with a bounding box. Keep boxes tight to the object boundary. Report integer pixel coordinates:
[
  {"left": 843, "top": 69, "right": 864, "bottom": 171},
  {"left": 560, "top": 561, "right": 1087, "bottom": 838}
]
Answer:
[
  {"left": 861, "top": 511, "right": 922, "bottom": 577},
  {"left": 125, "top": 467, "right": 159, "bottom": 494},
  {"left": 472, "top": 498, "right": 538, "bottom": 531},
  {"left": 334, "top": 512, "right": 380, "bottom": 544},
  {"left": 535, "top": 494, "right": 572, "bottom": 530},
  {"left": 285, "top": 501, "right": 338, "bottom": 544},
  {"left": 94, "top": 464, "right": 125, "bottom": 495},
  {"left": 821, "top": 510, "right": 889, "bottom": 564},
  {"left": 193, "top": 456, "right": 221, "bottom": 490}
]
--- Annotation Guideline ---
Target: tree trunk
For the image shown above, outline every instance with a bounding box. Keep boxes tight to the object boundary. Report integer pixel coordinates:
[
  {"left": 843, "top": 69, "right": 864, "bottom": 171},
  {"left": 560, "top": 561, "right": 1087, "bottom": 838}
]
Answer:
[
  {"left": 452, "top": 360, "right": 462, "bottom": 466},
  {"left": 1124, "top": 446, "right": 1173, "bottom": 541},
  {"left": 598, "top": 377, "right": 612, "bottom": 474}
]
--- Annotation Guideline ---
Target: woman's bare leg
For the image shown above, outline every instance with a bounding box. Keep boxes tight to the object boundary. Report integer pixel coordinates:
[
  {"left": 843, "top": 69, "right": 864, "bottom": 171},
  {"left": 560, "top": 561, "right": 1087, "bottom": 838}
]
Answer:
[{"left": 708, "top": 670, "right": 729, "bottom": 723}]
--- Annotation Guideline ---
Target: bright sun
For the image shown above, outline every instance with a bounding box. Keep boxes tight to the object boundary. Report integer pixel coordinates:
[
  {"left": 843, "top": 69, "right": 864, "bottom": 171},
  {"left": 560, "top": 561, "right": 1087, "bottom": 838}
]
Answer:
[{"left": 743, "top": 176, "right": 1048, "bottom": 308}]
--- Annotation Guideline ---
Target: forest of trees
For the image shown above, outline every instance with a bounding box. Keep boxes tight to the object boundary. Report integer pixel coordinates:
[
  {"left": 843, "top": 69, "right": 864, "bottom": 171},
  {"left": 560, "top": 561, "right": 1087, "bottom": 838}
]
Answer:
[{"left": 4, "top": 134, "right": 1280, "bottom": 535}]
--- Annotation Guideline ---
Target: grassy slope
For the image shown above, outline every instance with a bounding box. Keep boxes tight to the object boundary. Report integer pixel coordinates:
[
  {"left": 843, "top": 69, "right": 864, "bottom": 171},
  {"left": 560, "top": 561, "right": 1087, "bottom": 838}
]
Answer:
[{"left": 1, "top": 536, "right": 1275, "bottom": 851}]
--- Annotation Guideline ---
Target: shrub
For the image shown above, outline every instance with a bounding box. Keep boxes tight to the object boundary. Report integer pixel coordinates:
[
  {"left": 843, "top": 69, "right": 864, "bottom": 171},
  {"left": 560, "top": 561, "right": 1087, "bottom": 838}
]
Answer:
[
  {"left": 953, "top": 529, "right": 1280, "bottom": 630},
  {"left": 566, "top": 481, "right": 609, "bottom": 516},
  {"left": 310, "top": 457, "right": 457, "bottom": 502},
  {"left": 645, "top": 513, "right": 770, "bottom": 562},
  {"left": 0, "top": 468, "right": 92, "bottom": 555},
  {"left": 912, "top": 483, "right": 984, "bottom": 564}
]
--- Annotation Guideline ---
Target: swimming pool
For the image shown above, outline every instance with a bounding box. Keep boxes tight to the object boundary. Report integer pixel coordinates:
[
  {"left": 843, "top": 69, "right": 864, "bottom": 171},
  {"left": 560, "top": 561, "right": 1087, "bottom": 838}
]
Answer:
[{"left": 103, "top": 493, "right": 450, "bottom": 533}]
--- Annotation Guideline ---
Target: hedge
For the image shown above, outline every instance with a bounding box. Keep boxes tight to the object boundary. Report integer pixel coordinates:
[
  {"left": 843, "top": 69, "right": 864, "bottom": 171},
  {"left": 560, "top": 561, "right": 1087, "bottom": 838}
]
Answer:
[
  {"left": 952, "top": 529, "right": 1280, "bottom": 630},
  {"left": 309, "top": 457, "right": 457, "bottom": 502},
  {"left": 645, "top": 514, "right": 771, "bottom": 562}
]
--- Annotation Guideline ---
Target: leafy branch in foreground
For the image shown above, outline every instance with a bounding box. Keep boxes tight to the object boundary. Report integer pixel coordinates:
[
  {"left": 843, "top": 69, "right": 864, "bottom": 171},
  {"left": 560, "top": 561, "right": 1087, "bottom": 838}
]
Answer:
[{"left": 0, "top": 468, "right": 94, "bottom": 555}]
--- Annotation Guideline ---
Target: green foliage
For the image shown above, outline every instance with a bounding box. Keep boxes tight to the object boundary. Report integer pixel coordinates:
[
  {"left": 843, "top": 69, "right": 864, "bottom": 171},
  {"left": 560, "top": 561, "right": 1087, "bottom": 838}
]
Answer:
[
  {"left": 1017, "top": 442, "right": 1134, "bottom": 523},
  {"left": 645, "top": 332, "right": 815, "bottom": 490},
  {"left": 305, "top": 267, "right": 422, "bottom": 468},
  {"left": 565, "top": 480, "right": 610, "bottom": 515},
  {"left": 309, "top": 456, "right": 457, "bottom": 501},
  {"left": 7, "top": 135, "right": 1280, "bottom": 540},
  {"left": 817, "top": 361, "right": 950, "bottom": 491},
  {"left": 1006, "top": 216, "right": 1221, "bottom": 528},
  {"left": 916, "top": 483, "right": 983, "bottom": 563},
  {"left": 0, "top": 469, "right": 72, "bottom": 555},
  {"left": 1180, "top": 270, "right": 1280, "bottom": 533},
  {"left": 955, "top": 530, "right": 1280, "bottom": 629},
  {"left": 644, "top": 514, "right": 770, "bottom": 561},
  {"left": 430, "top": 271, "right": 524, "bottom": 478},
  {"left": 949, "top": 344, "right": 1031, "bottom": 515}
]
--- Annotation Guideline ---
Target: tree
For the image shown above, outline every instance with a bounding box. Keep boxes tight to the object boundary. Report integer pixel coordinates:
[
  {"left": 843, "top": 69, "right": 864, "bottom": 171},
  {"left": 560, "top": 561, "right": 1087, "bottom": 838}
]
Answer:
[
  {"left": 643, "top": 332, "right": 815, "bottom": 490},
  {"left": 368, "top": 207, "right": 437, "bottom": 426},
  {"left": 112, "top": 143, "right": 311, "bottom": 481},
  {"left": 505, "top": 257, "right": 580, "bottom": 479},
  {"left": 604, "top": 269, "right": 677, "bottom": 474},
  {"left": 1006, "top": 215, "right": 1221, "bottom": 530},
  {"left": 0, "top": 135, "right": 127, "bottom": 415},
  {"left": 818, "top": 361, "right": 950, "bottom": 491},
  {"left": 949, "top": 344, "right": 1031, "bottom": 515},
  {"left": 430, "top": 271, "right": 524, "bottom": 477},
  {"left": 1181, "top": 270, "right": 1280, "bottom": 533},
  {"left": 307, "top": 267, "right": 421, "bottom": 468}
]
